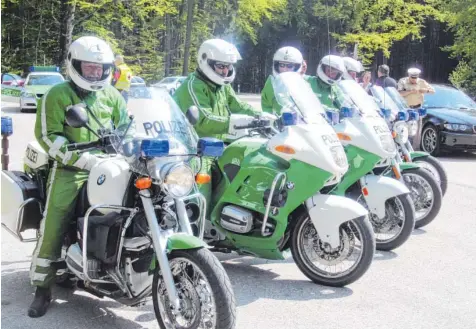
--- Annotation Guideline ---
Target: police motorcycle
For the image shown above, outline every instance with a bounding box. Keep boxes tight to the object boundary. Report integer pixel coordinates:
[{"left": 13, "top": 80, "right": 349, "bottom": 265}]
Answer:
[
  {"left": 1, "top": 88, "right": 236, "bottom": 329},
  {"left": 370, "top": 86, "right": 444, "bottom": 229},
  {"left": 185, "top": 71, "right": 376, "bottom": 288},
  {"left": 319, "top": 79, "right": 416, "bottom": 251},
  {"left": 372, "top": 86, "right": 448, "bottom": 197}
]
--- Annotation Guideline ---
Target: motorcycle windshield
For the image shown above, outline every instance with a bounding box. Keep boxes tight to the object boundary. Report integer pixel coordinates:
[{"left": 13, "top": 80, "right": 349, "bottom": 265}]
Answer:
[
  {"left": 384, "top": 86, "right": 410, "bottom": 110},
  {"left": 336, "top": 80, "right": 382, "bottom": 118},
  {"left": 370, "top": 85, "right": 402, "bottom": 120},
  {"left": 271, "top": 71, "right": 328, "bottom": 125},
  {"left": 112, "top": 88, "right": 199, "bottom": 171}
]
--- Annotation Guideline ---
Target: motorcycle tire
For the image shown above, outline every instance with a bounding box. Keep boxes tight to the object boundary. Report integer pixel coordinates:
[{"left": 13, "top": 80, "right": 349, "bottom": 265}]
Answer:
[
  {"left": 402, "top": 168, "right": 443, "bottom": 229},
  {"left": 290, "top": 212, "right": 375, "bottom": 287},
  {"left": 152, "top": 248, "right": 236, "bottom": 329},
  {"left": 373, "top": 194, "right": 415, "bottom": 251},
  {"left": 414, "top": 155, "right": 448, "bottom": 196}
]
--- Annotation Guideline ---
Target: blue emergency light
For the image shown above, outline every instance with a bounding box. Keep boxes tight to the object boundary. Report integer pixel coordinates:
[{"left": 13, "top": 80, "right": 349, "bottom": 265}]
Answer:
[
  {"left": 380, "top": 108, "right": 392, "bottom": 119},
  {"left": 408, "top": 110, "right": 420, "bottom": 121},
  {"left": 418, "top": 108, "right": 427, "bottom": 117},
  {"left": 341, "top": 107, "right": 355, "bottom": 118},
  {"left": 281, "top": 111, "right": 298, "bottom": 126},
  {"left": 29, "top": 66, "right": 60, "bottom": 73},
  {"left": 140, "top": 138, "right": 170, "bottom": 157},
  {"left": 326, "top": 110, "right": 340, "bottom": 125},
  {"left": 198, "top": 137, "right": 225, "bottom": 157},
  {"left": 1, "top": 116, "right": 13, "bottom": 137},
  {"left": 397, "top": 111, "right": 409, "bottom": 122}
]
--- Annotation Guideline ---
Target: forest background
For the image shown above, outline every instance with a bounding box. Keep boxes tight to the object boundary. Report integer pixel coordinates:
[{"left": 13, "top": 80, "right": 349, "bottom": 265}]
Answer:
[{"left": 2, "top": 0, "right": 475, "bottom": 95}]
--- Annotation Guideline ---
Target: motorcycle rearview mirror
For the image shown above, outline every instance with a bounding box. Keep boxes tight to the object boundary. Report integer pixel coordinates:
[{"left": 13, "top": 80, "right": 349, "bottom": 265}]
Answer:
[
  {"left": 65, "top": 105, "right": 89, "bottom": 128},
  {"left": 65, "top": 105, "right": 100, "bottom": 138},
  {"left": 186, "top": 106, "right": 199, "bottom": 126}
]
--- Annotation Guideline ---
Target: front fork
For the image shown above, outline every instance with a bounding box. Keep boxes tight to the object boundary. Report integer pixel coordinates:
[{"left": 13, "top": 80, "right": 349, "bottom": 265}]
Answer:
[{"left": 140, "top": 189, "right": 181, "bottom": 310}]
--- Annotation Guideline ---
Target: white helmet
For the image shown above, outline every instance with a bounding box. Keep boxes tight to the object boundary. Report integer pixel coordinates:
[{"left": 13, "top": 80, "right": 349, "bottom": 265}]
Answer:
[
  {"left": 272, "top": 47, "right": 303, "bottom": 76},
  {"left": 197, "top": 39, "right": 242, "bottom": 86},
  {"left": 343, "top": 57, "right": 364, "bottom": 74},
  {"left": 317, "top": 55, "right": 346, "bottom": 85},
  {"left": 67, "top": 36, "right": 114, "bottom": 91}
]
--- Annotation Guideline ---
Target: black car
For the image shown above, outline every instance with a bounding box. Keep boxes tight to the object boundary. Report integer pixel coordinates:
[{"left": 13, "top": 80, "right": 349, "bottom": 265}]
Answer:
[{"left": 420, "top": 84, "right": 476, "bottom": 156}]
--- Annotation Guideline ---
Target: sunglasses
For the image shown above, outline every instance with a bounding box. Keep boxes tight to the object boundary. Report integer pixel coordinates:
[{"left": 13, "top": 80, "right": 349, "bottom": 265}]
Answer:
[
  {"left": 214, "top": 63, "right": 232, "bottom": 70},
  {"left": 279, "top": 63, "right": 295, "bottom": 69}
]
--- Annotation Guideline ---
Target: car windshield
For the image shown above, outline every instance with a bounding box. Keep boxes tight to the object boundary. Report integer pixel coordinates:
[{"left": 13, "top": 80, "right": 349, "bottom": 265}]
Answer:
[
  {"left": 272, "top": 71, "right": 328, "bottom": 125},
  {"left": 423, "top": 86, "right": 476, "bottom": 110},
  {"left": 158, "top": 77, "right": 177, "bottom": 84},
  {"left": 336, "top": 80, "right": 382, "bottom": 118},
  {"left": 112, "top": 88, "right": 199, "bottom": 174},
  {"left": 27, "top": 75, "right": 63, "bottom": 86}
]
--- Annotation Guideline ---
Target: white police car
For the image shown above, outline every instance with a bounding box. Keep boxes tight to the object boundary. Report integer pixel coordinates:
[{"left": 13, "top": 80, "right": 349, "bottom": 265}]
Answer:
[{"left": 20, "top": 66, "right": 64, "bottom": 113}]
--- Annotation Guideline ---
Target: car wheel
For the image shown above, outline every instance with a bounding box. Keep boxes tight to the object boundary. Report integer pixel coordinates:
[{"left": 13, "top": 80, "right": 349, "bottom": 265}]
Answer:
[{"left": 421, "top": 124, "right": 440, "bottom": 156}]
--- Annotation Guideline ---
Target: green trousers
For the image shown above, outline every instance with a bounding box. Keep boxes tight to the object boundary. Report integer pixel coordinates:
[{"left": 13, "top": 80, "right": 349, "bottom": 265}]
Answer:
[{"left": 30, "top": 162, "right": 89, "bottom": 288}]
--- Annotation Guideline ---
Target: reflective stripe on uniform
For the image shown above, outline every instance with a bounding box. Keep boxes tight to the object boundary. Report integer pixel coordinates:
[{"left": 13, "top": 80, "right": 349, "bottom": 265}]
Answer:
[
  {"left": 188, "top": 75, "right": 227, "bottom": 122},
  {"left": 30, "top": 161, "right": 57, "bottom": 284},
  {"left": 41, "top": 90, "right": 66, "bottom": 160},
  {"left": 49, "top": 136, "right": 68, "bottom": 158}
]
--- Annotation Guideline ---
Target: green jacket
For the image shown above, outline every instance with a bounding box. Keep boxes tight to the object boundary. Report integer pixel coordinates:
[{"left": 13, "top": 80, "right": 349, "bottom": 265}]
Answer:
[
  {"left": 261, "top": 75, "right": 281, "bottom": 115},
  {"left": 34, "top": 81, "right": 129, "bottom": 169},
  {"left": 173, "top": 71, "right": 261, "bottom": 141}
]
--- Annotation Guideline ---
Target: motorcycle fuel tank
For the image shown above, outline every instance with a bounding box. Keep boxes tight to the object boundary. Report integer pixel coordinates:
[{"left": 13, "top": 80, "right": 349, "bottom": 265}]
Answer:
[{"left": 87, "top": 157, "right": 131, "bottom": 214}]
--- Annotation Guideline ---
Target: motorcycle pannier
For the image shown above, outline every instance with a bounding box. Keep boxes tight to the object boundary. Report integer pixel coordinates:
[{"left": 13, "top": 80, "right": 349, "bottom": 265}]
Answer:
[{"left": 1, "top": 170, "right": 43, "bottom": 240}]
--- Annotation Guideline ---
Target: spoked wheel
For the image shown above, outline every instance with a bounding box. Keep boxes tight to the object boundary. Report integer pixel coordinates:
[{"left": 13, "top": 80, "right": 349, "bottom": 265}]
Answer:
[
  {"left": 291, "top": 212, "right": 375, "bottom": 287},
  {"left": 152, "top": 248, "right": 236, "bottom": 329},
  {"left": 414, "top": 156, "right": 448, "bottom": 196},
  {"left": 368, "top": 194, "right": 415, "bottom": 251},
  {"left": 402, "top": 168, "right": 443, "bottom": 229}
]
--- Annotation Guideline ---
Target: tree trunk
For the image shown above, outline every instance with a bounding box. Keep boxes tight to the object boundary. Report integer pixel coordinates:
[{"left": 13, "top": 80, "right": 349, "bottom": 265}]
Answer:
[
  {"left": 182, "top": 0, "right": 195, "bottom": 76},
  {"left": 58, "top": 0, "right": 76, "bottom": 69},
  {"left": 164, "top": 14, "right": 172, "bottom": 76}
]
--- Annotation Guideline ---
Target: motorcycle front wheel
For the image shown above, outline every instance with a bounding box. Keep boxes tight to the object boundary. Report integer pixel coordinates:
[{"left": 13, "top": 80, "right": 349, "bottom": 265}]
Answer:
[
  {"left": 152, "top": 248, "right": 236, "bottom": 329},
  {"left": 402, "top": 168, "right": 443, "bottom": 229},
  {"left": 413, "top": 155, "right": 448, "bottom": 196},
  {"left": 290, "top": 212, "right": 375, "bottom": 287}
]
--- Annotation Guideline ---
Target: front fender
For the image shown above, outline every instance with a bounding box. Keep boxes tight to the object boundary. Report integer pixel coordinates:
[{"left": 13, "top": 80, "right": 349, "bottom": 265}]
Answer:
[
  {"left": 305, "top": 194, "right": 368, "bottom": 249},
  {"left": 149, "top": 233, "right": 208, "bottom": 272},
  {"left": 361, "top": 175, "right": 410, "bottom": 219},
  {"left": 409, "top": 151, "right": 428, "bottom": 160},
  {"left": 167, "top": 233, "right": 207, "bottom": 251},
  {"left": 399, "top": 162, "right": 421, "bottom": 171}
]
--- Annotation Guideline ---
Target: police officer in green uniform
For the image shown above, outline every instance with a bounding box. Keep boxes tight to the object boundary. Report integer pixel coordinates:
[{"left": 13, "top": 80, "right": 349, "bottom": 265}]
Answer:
[
  {"left": 260, "top": 46, "right": 304, "bottom": 115},
  {"left": 28, "top": 36, "right": 129, "bottom": 318},
  {"left": 173, "top": 38, "right": 271, "bottom": 215}
]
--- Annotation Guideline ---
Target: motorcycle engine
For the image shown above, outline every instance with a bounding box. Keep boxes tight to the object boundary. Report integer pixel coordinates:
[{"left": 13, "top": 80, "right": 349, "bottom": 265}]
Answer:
[{"left": 220, "top": 205, "right": 254, "bottom": 234}]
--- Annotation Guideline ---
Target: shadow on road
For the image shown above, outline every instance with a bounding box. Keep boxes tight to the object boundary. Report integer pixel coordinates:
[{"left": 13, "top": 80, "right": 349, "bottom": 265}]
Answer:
[
  {"left": 216, "top": 255, "right": 354, "bottom": 307},
  {"left": 373, "top": 250, "right": 398, "bottom": 261},
  {"left": 439, "top": 151, "right": 476, "bottom": 163},
  {"left": 1, "top": 269, "right": 151, "bottom": 329}
]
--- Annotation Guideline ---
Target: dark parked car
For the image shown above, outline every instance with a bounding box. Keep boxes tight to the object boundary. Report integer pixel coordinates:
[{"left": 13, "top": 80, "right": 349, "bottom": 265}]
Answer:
[{"left": 420, "top": 84, "right": 476, "bottom": 156}]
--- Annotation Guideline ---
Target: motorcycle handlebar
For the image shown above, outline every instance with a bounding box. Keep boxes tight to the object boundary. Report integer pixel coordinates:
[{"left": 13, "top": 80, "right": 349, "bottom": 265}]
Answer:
[
  {"left": 67, "top": 140, "right": 101, "bottom": 151},
  {"left": 234, "top": 119, "right": 271, "bottom": 130}
]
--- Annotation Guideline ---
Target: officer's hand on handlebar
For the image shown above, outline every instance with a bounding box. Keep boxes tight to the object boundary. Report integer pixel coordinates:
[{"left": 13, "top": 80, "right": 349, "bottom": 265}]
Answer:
[{"left": 229, "top": 114, "right": 257, "bottom": 131}]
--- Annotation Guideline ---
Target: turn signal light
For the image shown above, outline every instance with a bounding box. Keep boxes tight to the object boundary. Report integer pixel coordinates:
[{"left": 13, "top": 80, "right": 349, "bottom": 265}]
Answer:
[
  {"left": 362, "top": 187, "right": 369, "bottom": 196},
  {"left": 337, "top": 133, "right": 351, "bottom": 141},
  {"left": 275, "top": 145, "right": 296, "bottom": 154},
  {"left": 196, "top": 173, "right": 211, "bottom": 184},
  {"left": 392, "top": 131, "right": 397, "bottom": 138},
  {"left": 135, "top": 177, "right": 152, "bottom": 190}
]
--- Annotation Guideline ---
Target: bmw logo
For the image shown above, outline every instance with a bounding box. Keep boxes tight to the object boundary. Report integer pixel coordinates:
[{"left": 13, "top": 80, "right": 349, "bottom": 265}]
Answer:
[{"left": 97, "top": 174, "right": 106, "bottom": 185}]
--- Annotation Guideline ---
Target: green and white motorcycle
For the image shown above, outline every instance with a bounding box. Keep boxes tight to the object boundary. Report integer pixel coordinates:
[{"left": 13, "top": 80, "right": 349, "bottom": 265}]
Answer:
[
  {"left": 370, "top": 85, "right": 444, "bottom": 228},
  {"left": 320, "top": 79, "right": 415, "bottom": 251},
  {"left": 188, "top": 72, "right": 376, "bottom": 287}
]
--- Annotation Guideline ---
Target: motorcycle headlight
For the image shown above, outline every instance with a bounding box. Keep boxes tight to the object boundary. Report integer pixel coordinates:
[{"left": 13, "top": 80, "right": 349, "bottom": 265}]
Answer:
[
  {"left": 379, "top": 133, "right": 396, "bottom": 153},
  {"left": 407, "top": 121, "right": 418, "bottom": 137},
  {"left": 330, "top": 145, "right": 348, "bottom": 168},
  {"left": 395, "top": 125, "right": 409, "bottom": 143},
  {"left": 161, "top": 163, "right": 194, "bottom": 198}
]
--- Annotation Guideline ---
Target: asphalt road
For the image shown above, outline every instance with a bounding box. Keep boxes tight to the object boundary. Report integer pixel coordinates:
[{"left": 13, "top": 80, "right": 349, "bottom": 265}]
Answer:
[{"left": 1, "top": 96, "right": 476, "bottom": 329}]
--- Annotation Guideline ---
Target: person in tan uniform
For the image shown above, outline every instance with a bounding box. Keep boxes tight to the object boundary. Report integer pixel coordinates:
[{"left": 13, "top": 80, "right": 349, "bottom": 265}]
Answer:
[
  {"left": 397, "top": 67, "right": 435, "bottom": 149},
  {"left": 398, "top": 68, "right": 435, "bottom": 109}
]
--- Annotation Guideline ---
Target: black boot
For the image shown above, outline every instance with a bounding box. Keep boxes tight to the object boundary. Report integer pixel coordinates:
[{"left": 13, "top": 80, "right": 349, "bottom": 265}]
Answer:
[{"left": 28, "top": 287, "right": 52, "bottom": 318}]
